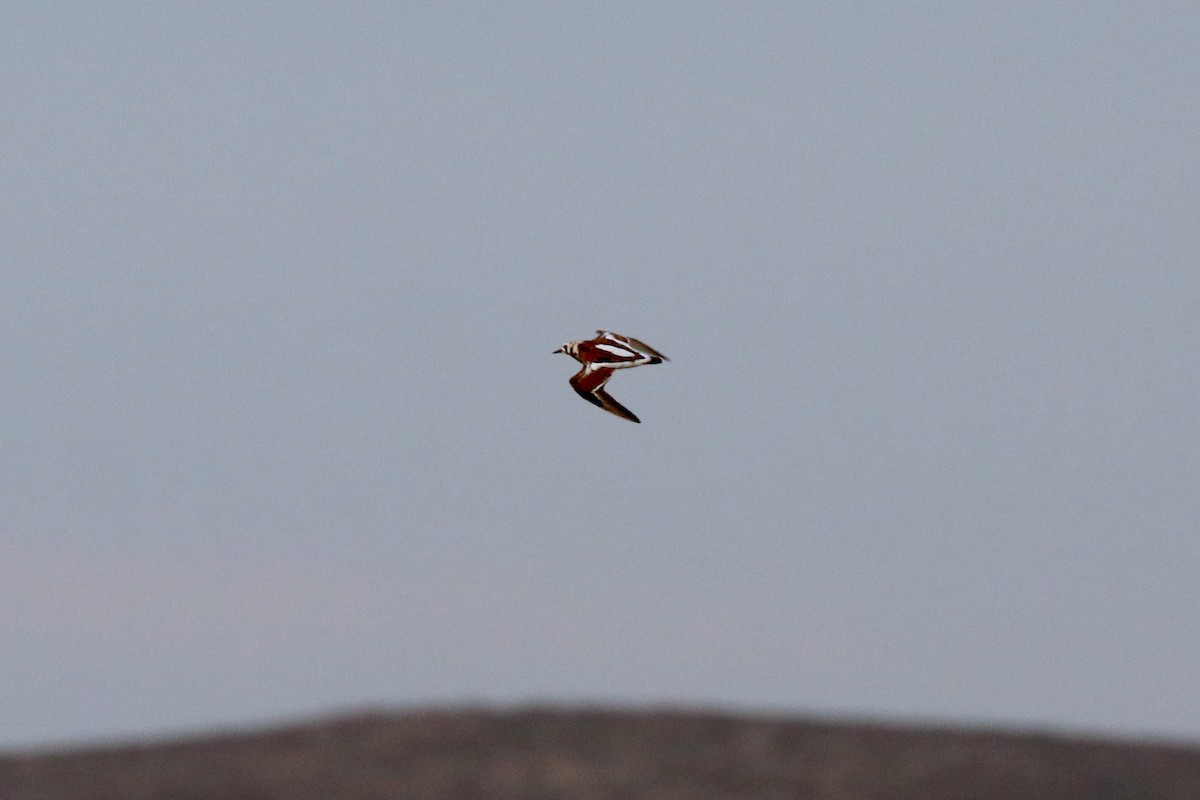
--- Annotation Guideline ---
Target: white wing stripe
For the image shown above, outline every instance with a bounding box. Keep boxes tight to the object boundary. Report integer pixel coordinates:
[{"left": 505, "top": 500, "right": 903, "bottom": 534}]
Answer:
[{"left": 595, "top": 343, "right": 636, "bottom": 357}]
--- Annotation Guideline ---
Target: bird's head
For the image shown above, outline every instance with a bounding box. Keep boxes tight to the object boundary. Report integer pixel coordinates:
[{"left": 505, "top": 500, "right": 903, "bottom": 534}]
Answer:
[{"left": 553, "top": 341, "right": 580, "bottom": 358}]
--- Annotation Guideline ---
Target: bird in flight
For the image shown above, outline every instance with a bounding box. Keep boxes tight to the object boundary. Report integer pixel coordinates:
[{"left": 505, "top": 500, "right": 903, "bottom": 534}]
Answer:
[{"left": 553, "top": 330, "right": 668, "bottom": 423}]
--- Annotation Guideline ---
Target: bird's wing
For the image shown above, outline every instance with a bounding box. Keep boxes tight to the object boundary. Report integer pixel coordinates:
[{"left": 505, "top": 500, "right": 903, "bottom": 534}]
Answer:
[
  {"left": 596, "top": 330, "right": 669, "bottom": 361},
  {"left": 569, "top": 366, "right": 641, "bottom": 423}
]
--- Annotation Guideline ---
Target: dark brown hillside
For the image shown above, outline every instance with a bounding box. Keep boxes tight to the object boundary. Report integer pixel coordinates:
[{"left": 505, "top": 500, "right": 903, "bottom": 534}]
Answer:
[{"left": 2, "top": 707, "right": 1198, "bottom": 800}]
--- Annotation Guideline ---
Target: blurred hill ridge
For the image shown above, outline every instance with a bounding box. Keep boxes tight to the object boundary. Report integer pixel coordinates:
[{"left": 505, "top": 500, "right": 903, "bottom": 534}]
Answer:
[{"left": 3, "top": 706, "right": 1198, "bottom": 800}]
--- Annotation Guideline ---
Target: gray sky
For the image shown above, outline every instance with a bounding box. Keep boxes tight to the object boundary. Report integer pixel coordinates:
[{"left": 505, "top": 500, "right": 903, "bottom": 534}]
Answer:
[{"left": 3, "top": 3, "right": 1199, "bottom": 749}]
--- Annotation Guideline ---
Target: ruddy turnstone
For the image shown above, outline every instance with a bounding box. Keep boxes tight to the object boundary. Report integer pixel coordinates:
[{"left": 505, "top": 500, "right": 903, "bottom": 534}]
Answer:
[{"left": 554, "top": 330, "right": 668, "bottom": 423}]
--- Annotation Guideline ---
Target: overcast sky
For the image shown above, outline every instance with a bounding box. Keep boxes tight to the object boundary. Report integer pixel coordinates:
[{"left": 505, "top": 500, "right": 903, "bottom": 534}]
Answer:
[{"left": 3, "top": 3, "right": 1199, "bottom": 749}]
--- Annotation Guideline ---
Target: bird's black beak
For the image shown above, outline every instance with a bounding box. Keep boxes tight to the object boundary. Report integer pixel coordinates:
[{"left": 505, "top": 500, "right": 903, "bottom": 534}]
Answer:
[{"left": 552, "top": 347, "right": 564, "bottom": 354}]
